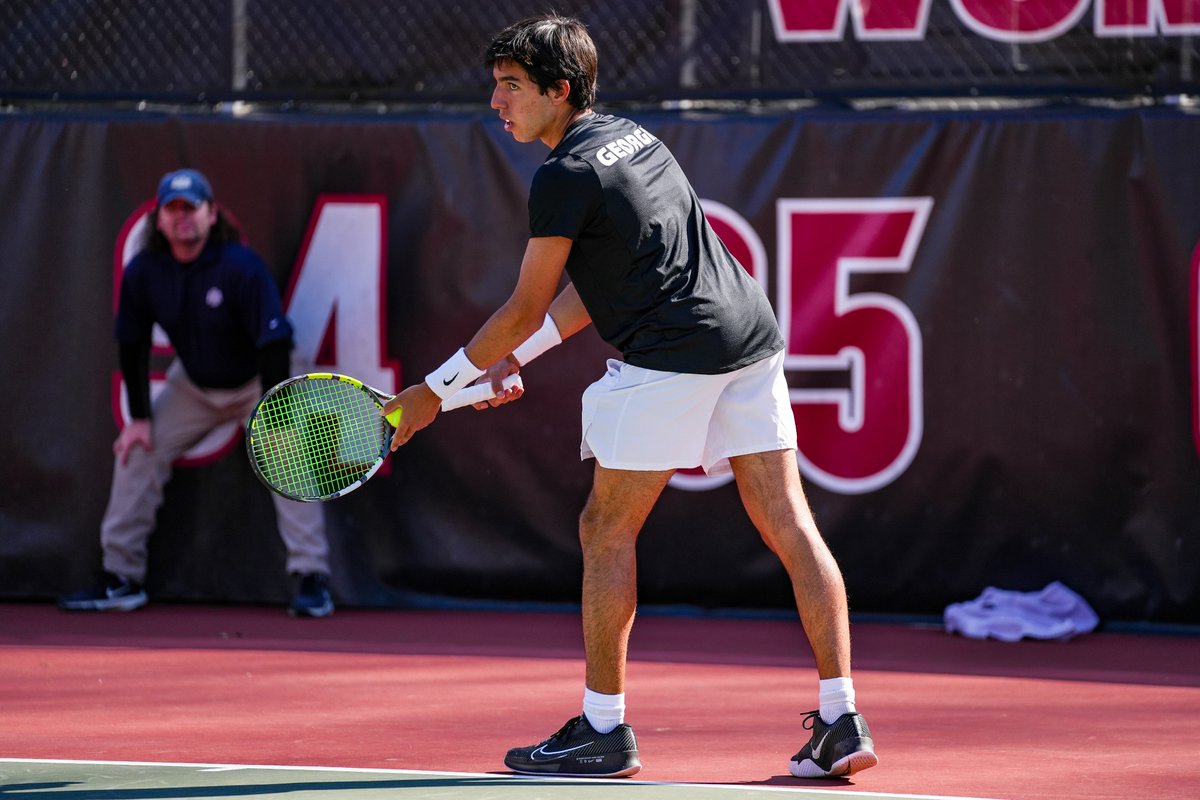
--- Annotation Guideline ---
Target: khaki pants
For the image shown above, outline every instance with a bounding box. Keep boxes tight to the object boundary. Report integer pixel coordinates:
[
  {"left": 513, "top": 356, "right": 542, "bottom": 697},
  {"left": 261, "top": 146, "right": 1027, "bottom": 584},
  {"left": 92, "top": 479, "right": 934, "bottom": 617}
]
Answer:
[{"left": 100, "top": 360, "right": 329, "bottom": 582}]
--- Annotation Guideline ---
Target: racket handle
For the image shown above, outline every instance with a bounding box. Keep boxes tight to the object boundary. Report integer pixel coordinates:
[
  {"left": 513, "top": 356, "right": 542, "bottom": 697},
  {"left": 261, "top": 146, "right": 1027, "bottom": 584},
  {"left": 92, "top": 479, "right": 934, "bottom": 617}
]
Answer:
[{"left": 440, "top": 374, "right": 523, "bottom": 412}]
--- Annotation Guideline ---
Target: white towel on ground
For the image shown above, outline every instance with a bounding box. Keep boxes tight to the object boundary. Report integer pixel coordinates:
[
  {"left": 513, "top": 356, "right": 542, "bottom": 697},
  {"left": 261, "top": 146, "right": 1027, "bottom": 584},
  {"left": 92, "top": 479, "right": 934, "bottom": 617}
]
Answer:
[{"left": 944, "top": 581, "right": 1099, "bottom": 642}]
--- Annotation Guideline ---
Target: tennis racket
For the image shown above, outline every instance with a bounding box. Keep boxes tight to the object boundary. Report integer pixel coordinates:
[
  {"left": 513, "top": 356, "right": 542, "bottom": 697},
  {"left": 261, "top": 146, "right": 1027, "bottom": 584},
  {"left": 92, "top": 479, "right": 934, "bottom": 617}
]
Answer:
[{"left": 245, "top": 372, "right": 521, "bottom": 502}]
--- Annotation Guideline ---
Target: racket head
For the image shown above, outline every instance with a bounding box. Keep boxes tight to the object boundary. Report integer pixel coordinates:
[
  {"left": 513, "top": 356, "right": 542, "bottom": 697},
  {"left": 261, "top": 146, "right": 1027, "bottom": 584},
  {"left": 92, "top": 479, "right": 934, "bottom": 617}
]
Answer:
[{"left": 245, "top": 373, "right": 392, "bottom": 501}]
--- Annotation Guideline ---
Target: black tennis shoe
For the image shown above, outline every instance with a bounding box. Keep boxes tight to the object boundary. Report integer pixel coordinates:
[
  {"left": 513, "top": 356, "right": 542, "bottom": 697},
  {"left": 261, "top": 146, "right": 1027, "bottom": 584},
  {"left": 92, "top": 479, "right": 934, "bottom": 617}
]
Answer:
[
  {"left": 289, "top": 572, "right": 334, "bottom": 618},
  {"left": 789, "top": 710, "right": 878, "bottom": 778},
  {"left": 505, "top": 715, "right": 641, "bottom": 778},
  {"left": 58, "top": 571, "right": 148, "bottom": 612}
]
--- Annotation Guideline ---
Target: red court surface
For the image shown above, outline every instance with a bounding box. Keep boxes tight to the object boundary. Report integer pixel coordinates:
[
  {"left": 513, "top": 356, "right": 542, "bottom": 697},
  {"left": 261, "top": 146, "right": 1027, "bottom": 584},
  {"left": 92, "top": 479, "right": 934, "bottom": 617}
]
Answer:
[{"left": 1, "top": 602, "right": 1198, "bottom": 800}]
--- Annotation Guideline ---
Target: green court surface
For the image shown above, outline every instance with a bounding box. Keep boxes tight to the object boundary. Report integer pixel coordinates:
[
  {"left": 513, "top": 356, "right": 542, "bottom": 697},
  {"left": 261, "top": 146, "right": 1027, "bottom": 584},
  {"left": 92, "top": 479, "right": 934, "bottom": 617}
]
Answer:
[{"left": 0, "top": 760, "right": 996, "bottom": 800}]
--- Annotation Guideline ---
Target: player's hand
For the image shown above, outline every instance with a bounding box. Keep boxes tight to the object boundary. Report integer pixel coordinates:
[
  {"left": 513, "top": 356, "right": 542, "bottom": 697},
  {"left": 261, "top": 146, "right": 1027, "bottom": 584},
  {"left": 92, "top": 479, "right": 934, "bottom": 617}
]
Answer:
[
  {"left": 385, "top": 383, "right": 442, "bottom": 451},
  {"left": 474, "top": 356, "right": 524, "bottom": 410},
  {"left": 114, "top": 419, "right": 153, "bottom": 465}
]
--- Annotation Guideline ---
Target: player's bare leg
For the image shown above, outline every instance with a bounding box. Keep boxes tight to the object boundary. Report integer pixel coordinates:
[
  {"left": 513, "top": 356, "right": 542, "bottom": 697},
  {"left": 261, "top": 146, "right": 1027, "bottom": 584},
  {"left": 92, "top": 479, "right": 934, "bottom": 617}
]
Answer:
[
  {"left": 579, "top": 464, "right": 674, "bottom": 694},
  {"left": 730, "top": 449, "right": 850, "bottom": 676},
  {"left": 503, "top": 464, "right": 669, "bottom": 778},
  {"left": 730, "top": 448, "right": 876, "bottom": 778}
]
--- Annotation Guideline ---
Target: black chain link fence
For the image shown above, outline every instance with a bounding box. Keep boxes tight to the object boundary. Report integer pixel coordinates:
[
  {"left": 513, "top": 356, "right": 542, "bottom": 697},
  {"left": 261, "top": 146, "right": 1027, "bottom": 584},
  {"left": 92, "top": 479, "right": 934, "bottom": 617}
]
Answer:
[{"left": 2, "top": 1, "right": 1197, "bottom": 107}]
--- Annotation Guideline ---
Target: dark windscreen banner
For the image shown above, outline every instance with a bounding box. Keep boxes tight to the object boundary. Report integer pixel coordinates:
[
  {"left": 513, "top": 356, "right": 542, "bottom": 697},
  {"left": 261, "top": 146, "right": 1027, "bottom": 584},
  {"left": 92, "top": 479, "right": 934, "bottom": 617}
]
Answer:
[{"left": 1, "top": 106, "right": 1198, "bottom": 623}]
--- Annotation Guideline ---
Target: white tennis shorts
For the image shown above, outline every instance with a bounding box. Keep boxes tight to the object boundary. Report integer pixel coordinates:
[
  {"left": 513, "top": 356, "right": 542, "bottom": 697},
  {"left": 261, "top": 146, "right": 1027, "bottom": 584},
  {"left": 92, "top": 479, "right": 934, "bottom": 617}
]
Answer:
[{"left": 580, "top": 349, "right": 797, "bottom": 475}]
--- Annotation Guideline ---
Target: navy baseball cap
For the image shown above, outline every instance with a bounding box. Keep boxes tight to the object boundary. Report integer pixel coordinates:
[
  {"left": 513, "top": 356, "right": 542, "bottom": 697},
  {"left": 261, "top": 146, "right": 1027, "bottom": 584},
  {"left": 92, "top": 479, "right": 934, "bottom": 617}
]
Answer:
[{"left": 156, "top": 169, "right": 213, "bottom": 207}]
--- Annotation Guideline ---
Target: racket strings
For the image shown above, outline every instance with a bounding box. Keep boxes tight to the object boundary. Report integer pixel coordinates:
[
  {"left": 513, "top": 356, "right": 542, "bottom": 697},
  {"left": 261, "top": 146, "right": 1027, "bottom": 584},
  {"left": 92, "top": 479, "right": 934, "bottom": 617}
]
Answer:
[{"left": 249, "top": 379, "right": 388, "bottom": 499}]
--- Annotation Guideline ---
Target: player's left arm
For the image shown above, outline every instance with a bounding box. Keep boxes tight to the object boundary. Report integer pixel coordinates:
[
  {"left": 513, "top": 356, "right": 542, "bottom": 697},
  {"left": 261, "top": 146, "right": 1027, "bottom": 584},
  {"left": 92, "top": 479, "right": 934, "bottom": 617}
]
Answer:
[
  {"left": 544, "top": 280, "right": 590, "bottom": 340},
  {"left": 474, "top": 279, "right": 590, "bottom": 408}
]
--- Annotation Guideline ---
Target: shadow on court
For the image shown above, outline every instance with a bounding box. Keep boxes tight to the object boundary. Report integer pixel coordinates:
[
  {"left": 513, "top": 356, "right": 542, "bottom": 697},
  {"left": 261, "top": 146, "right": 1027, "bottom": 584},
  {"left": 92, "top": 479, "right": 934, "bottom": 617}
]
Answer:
[{"left": 0, "top": 761, "right": 918, "bottom": 800}]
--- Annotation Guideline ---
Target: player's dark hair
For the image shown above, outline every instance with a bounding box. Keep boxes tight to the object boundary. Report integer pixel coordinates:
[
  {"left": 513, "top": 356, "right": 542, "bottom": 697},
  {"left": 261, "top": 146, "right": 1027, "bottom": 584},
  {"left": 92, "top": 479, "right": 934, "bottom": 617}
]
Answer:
[
  {"left": 485, "top": 15, "right": 597, "bottom": 110},
  {"left": 143, "top": 204, "right": 242, "bottom": 255}
]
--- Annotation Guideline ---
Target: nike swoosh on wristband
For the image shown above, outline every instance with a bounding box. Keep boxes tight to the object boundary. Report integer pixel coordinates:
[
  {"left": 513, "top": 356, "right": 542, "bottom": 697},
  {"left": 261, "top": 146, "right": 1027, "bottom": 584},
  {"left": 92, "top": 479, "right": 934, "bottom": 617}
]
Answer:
[
  {"left": 530, "top": 741, "right": 595, "bottom": 761},
  {"left": 811, "top": 729, "right": 833, "bottom": 761},
  {"left": 442, "top": 372, "right": 459, "bottom": 386}
]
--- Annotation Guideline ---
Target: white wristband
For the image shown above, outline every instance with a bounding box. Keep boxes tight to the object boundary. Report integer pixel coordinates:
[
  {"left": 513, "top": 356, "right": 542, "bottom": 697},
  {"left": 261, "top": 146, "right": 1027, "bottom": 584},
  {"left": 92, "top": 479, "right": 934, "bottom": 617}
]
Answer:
[
  {"left": 511, "top": 313, "right": 562, "bottom": 366},
  {"left": 424, "top": 347, "right": 484, "bottom": 400}
]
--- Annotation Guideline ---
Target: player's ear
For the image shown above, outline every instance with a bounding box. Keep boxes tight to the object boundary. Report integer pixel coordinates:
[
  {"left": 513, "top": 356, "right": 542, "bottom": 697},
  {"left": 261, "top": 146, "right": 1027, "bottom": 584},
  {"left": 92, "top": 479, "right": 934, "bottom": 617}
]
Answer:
[{"left": 551, "top": 79, "right": 571, "bottom": 104}]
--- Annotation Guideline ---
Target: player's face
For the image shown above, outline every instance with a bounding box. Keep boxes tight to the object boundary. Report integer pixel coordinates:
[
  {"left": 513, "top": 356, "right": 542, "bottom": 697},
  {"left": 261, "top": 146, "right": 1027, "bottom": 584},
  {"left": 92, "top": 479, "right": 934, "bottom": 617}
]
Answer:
[
  {"left": 490, "top": 60, "right": 562, "bottom": 145},
  {"left": 156, "top": 199, "right": 216, "bottom": 249}
]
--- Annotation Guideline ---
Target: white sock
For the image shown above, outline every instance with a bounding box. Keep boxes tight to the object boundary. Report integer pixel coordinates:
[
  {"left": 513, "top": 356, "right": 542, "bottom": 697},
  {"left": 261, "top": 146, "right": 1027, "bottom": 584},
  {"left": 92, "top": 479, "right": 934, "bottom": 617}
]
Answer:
[
  {"left": 582, "top": 687, "right": 625, "bottom": 734},
  {"left": 819, "top": 677, "right": 856, "bottom": 724}
]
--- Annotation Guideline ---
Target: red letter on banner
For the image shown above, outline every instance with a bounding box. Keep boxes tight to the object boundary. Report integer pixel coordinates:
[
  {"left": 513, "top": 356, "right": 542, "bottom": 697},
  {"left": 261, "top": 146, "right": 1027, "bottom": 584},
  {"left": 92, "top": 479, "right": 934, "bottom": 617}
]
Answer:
[
  {"left": 282, "top": 195, "right": 399, "bottom": 392},
  {"left": 953, "top": 0, "right": 1088, "bottom": 42},
  {"left": 776, "top": 198, "right": 931, "bottom": 494},
  {"left": 768, "top": 0, "right": 929, "bottom": 41},
  {"left": 1096, "top": 0, "right": 1200, "bottom": 36}
]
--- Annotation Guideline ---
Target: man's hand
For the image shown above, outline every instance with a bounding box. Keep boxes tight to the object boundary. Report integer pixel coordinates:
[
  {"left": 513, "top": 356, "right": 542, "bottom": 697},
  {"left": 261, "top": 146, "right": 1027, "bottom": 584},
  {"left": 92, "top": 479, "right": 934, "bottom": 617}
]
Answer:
[
  {"left": 473, "top": 356, "right": 524, "bottom": 410},
  {"left": 114, "top": 419, "right": 153, "bottom": 465},
  {"left": 385, "top": 383, "right": 443, "bottom": 451}
]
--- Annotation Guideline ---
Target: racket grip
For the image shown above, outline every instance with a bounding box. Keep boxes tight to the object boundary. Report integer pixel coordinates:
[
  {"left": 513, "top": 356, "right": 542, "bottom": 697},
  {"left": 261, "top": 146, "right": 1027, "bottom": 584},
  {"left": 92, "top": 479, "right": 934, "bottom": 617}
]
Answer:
[{"left": 440, "top": 374, "right": 523, "bottom": 412}]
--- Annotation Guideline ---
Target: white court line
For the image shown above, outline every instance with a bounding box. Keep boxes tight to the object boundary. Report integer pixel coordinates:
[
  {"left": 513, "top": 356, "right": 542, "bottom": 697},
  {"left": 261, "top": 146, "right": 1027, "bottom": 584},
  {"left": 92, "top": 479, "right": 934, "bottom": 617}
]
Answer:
[{"left": 0, "top": 757, "right": 1002, "bottom": 800}]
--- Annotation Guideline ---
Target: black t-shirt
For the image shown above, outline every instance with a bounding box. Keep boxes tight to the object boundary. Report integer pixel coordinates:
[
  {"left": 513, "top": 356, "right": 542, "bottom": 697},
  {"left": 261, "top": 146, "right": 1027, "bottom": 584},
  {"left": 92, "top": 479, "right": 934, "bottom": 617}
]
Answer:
[
  {"left": 115, "top": 240, "right": 293, "bottom": 389},
  {"left": 528, "top": 112, "right": 783, "bottom": 374}
]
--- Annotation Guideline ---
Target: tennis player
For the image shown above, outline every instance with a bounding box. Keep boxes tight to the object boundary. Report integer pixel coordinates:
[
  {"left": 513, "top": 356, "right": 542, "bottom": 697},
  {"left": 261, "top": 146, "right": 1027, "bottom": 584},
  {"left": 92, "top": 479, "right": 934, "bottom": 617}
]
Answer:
[{"left": 383, "top": 15, "right": 877, "bottom": 780}]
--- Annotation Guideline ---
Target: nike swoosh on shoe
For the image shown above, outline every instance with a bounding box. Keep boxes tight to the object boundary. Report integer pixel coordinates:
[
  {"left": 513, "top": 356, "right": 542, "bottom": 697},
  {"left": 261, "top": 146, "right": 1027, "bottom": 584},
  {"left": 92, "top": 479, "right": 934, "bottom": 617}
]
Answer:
[{"left": 530, "top": 741, "right": 595, "bottom": 761}]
